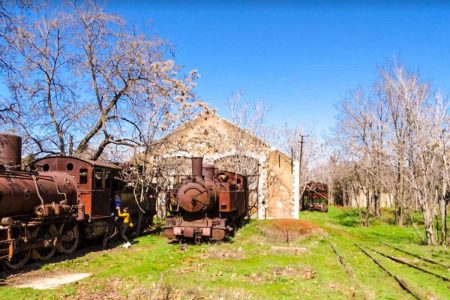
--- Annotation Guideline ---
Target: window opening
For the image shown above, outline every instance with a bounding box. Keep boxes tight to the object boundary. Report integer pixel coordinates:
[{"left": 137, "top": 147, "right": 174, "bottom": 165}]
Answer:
[
  {"left": 94, "top": 169, "right": 103, "bottom": 189},
  {"left": 104, "top": 170, "right": 111, "bottom": 188},
  {"left": 80, "top": 169, "right": 88, "bottom": 185}
]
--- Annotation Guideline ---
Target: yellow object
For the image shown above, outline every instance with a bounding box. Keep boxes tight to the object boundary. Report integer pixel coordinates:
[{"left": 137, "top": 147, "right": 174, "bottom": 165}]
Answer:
[
  {"left": 117, "top": 209, "right": 130, "bottom": 224},
  {"left": 129, "top": 223, "right": 134, "bottom": 228}
]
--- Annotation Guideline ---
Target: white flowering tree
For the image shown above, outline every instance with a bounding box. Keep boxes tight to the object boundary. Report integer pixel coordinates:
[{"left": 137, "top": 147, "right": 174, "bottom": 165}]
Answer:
[{"left": 0, "top": 0, "right": 201, "bottom": 160}]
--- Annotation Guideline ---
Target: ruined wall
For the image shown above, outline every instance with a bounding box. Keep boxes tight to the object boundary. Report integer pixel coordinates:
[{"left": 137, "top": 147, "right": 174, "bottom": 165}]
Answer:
[{"left": 265, "top": 150, "right": 295, "bottom": 218}]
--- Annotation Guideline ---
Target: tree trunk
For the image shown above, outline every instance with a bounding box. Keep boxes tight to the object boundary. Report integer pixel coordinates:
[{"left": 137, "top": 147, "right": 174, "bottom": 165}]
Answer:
[
  {"left": 343, "top": 187, "right": 347, "bottom": 206},
  {"left": 135, "top": 185, "right": 144, "bottom": 237},
  {"left": 136, "top": 210, "right": 143, "bottom": 237},
  {"left": 365, "top": 190, "right": 370, "bottom": 227},
  {"left": 423, "top": 209, "right": 437, "bottom": 245},
  {"left": 157, "top": 192, "right": 167, "bottom": 218},
  {"left": 395, "top": 205, "right": 404, "bottom": 226},
  {"left": 374, "top": 190, "right": 381, "bottom": 217},
  {"left": 69, "top": 135, "right": 74, "bottom": 156},
  {"left": 395, "top": 158, "right": 405, "bottom": 226},
  {"left": 435, "top": 215, "right": 440, "bottom": 244},
  {"left": 440, "top": 198, "right": 447, "bottom": 245}
]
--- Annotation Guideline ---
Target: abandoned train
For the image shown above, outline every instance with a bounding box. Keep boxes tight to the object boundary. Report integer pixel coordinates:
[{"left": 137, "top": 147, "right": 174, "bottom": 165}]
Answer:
[
  {"left": 0, "top": 133, "right": 250, "bottom": 269},
  {"left": 164, "top": 157, "right": 249, "bottom": 242},
  {"left": 302, "top": 181, "right": 329, "bottom": 212},
  {"left": 0, "top": 133, "right": 155, "bottom": 270}
]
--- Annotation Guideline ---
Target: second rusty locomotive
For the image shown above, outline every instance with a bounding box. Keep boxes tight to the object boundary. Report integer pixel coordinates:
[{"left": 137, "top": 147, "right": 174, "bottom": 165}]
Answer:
[{"left": 164, "top": 157, "right": 249, "bottom": 242}]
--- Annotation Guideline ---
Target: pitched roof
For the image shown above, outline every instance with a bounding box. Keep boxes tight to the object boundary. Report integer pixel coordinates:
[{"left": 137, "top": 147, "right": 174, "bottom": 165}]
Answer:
[{"left": 163, "top": 111, "right": 291, "bottom": 159}]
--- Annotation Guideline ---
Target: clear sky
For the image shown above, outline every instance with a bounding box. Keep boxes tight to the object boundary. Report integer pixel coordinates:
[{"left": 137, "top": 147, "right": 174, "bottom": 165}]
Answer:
[{"left": 107, "top": 1, "right": 450, "bottom": 133}]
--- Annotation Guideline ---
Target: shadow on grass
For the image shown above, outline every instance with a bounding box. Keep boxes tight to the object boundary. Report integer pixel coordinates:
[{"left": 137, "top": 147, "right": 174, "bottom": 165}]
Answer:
[
  {"left": 332, "top": 209, "right": 361, "bottom": 227},
  {"left": 141, "top": 225, "right": 163, "bottom": 236},
  {"left": 1, "top": 223, "right": 163, "bottom": 280},
  {"left": 0, "top": 239, "right": 106, "bottom": 281}
]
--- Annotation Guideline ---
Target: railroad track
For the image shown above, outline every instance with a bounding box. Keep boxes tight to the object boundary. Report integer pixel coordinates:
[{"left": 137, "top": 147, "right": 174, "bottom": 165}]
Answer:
[
  {"left": 328, "top": 242, "right": 369, "bottom": 300},
  {"left": 381, "top": 242, "right": 450, "bottom": 269},
  {"left": 355, "top": 243, "right": 423, "bottom": 300},
  {"left": 367, "top": 245, "right": 449, "bottom": 282},
  {"left": 354, "top": 242, "right": 450, "bottom": 300}
]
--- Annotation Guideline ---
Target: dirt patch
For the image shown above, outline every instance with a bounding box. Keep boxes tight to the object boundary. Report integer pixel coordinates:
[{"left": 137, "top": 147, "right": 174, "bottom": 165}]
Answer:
[
  {"left": 202, "top": 246, "right": 246, "bottom": 260},
  {"left": 71, "top": 277, "right": 252, "bottom": 300},
  {"left": 129, "top": 280, "right": 253, "bottom": 300},
  {"left": 271, "top": 266, "right": 316, "bottom": 280},
  {"left": 67, "top": 277, "right": 125, "bottom": 300},
  {"left": 270, "top": 246, "right": 308, "bottom": 255},
  {"left": 270, "top": 219, "right": 319, "bottom": 233},
  {"left": 7, "top": 270, "right": 91, "bottom": 290},
  {"left": 175, "top": 262, "right": 207, "bottom": 275},
  {"left": 244, "top": 266, "right": 316, "bottom": 284},
  {"left": 260, "top": 219, "right": 321, "bottom": 243}
]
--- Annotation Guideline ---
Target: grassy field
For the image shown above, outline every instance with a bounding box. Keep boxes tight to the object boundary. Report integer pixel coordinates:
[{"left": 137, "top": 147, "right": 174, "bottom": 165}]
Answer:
[{"left": 1, "top": 207, "right": 449, "bottom": 299}]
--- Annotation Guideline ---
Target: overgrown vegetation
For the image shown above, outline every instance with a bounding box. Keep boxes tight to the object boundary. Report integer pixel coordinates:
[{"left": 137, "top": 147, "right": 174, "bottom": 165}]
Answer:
[
  {"left": 2, "top": 207, "right": 448, "bottom": 299},
  {"left": 330, "top": 64, "right": 449, "bottom": 245}
]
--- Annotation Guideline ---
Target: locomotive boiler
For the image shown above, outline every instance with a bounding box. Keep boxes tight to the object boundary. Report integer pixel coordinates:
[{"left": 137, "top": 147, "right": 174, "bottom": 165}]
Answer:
[
  {"left": 164, "top": 157, "right": 249, "bottom": 243},
  {"left": 0, "top": 135, "right": 78, "bottom": 218}
]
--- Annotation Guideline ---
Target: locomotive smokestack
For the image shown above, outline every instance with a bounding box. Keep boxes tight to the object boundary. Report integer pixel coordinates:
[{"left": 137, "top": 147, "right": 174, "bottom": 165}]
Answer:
[
  {"left": 0, "top": 133, "right": 22, "bottom": 170},
  {"left": 191, "top": 157, "right": 203, "bottom": 180}
]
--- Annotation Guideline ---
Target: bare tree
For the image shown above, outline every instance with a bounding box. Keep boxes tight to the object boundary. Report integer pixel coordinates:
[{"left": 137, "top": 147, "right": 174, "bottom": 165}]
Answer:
[
  {"left": 0, "top": 0, "right": 31, "bottom": 71},
  {"left": 3, "top": 10, "right": 79, "bottom": 155},
  {"left": 0, "top": 0, "right": 200, "bottom": 160},
  {"left": 116, "top": 74, "right": 204, "bottom": 232},
  {"left": 216, "top": 92, "right": 269, "bottom": 215},
  {"left": 333, "top": 88, "right": 389, "bottom": 224},
  {"left": 278, "top": 126, "right": 321, "bottom": 205},
  {"left": 332, "top": 63, "right": 449, "bottom": 245},
  {"left": 220, "top": 91, "right": 269, "bottom": 175}
]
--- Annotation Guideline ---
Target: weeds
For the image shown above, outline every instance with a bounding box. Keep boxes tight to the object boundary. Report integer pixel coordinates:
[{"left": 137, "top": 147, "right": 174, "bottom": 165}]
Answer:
[{"left": 1, "top": 207, "right": 448, "bottom": 300}]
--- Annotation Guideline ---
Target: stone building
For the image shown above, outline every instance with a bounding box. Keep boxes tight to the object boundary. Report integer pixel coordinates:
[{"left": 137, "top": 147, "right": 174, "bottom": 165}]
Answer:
[
  {"left": 159, "top": 111, "right": 300, "bottom": 219},
  {"left": 349, "top": 191, "right": 394, "bottom": 208}
]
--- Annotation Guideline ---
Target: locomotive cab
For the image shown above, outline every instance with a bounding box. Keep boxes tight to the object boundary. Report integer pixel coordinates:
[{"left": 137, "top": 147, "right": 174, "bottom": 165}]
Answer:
[{"left": 34, "top": 157, "right": 121, "bottom": 219}]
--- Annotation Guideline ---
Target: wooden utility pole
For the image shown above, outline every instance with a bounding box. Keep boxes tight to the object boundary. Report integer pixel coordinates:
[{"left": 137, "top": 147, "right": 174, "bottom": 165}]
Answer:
[
  {"left": 298, "top": 134, "right": 308, "bottom": 209},
  {"left": 298, "top": 134, "right": 307, "bottom": 181}
]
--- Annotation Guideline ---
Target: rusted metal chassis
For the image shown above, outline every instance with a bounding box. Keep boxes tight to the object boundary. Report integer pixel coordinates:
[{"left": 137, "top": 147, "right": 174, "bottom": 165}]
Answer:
[
  {"left": 164, "top": 216, "right": 234, "bottom": 241},
  {"left": 0, "top": 215, "right": 110, "bottom": 263},
  {"left": 304, "top": 203, "right": 328, "bottom": 212},
  {"left": 0, "top": 217, "right": 68, "bottom": 262}
]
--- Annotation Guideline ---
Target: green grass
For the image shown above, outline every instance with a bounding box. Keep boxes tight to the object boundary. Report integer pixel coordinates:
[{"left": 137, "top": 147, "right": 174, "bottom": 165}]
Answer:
[{"left": 1, "top": 207, "right": 449, "bottom": 299}]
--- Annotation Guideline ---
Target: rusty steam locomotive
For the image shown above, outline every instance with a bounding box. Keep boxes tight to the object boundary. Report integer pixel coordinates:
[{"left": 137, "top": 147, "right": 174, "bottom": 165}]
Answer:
[
  {"left": 164, "top": 157, "right": 249, "bottom": 242},
  {"left": 0, "top": 133, "right": 155, "bottom": 270}
]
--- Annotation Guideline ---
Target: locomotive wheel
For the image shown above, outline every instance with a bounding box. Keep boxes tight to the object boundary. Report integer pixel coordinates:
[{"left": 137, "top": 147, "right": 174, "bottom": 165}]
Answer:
[
  {"left": 3, "top": 250, "right": 31, "bottom": 270},
  {"left": 57, "top": 222, "right": 79, "bottom": 254},
  {"left": 31, "top": 224, "right": 57, "bottom": 261},
  {"left": 3, "top": 230, "right": 31, "bottom": 270}
]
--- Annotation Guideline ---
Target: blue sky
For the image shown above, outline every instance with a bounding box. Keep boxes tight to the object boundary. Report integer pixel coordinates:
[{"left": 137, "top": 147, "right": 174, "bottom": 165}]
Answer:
[{"left": 107, "top": 1, "right": 450, "bottom": 133}]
